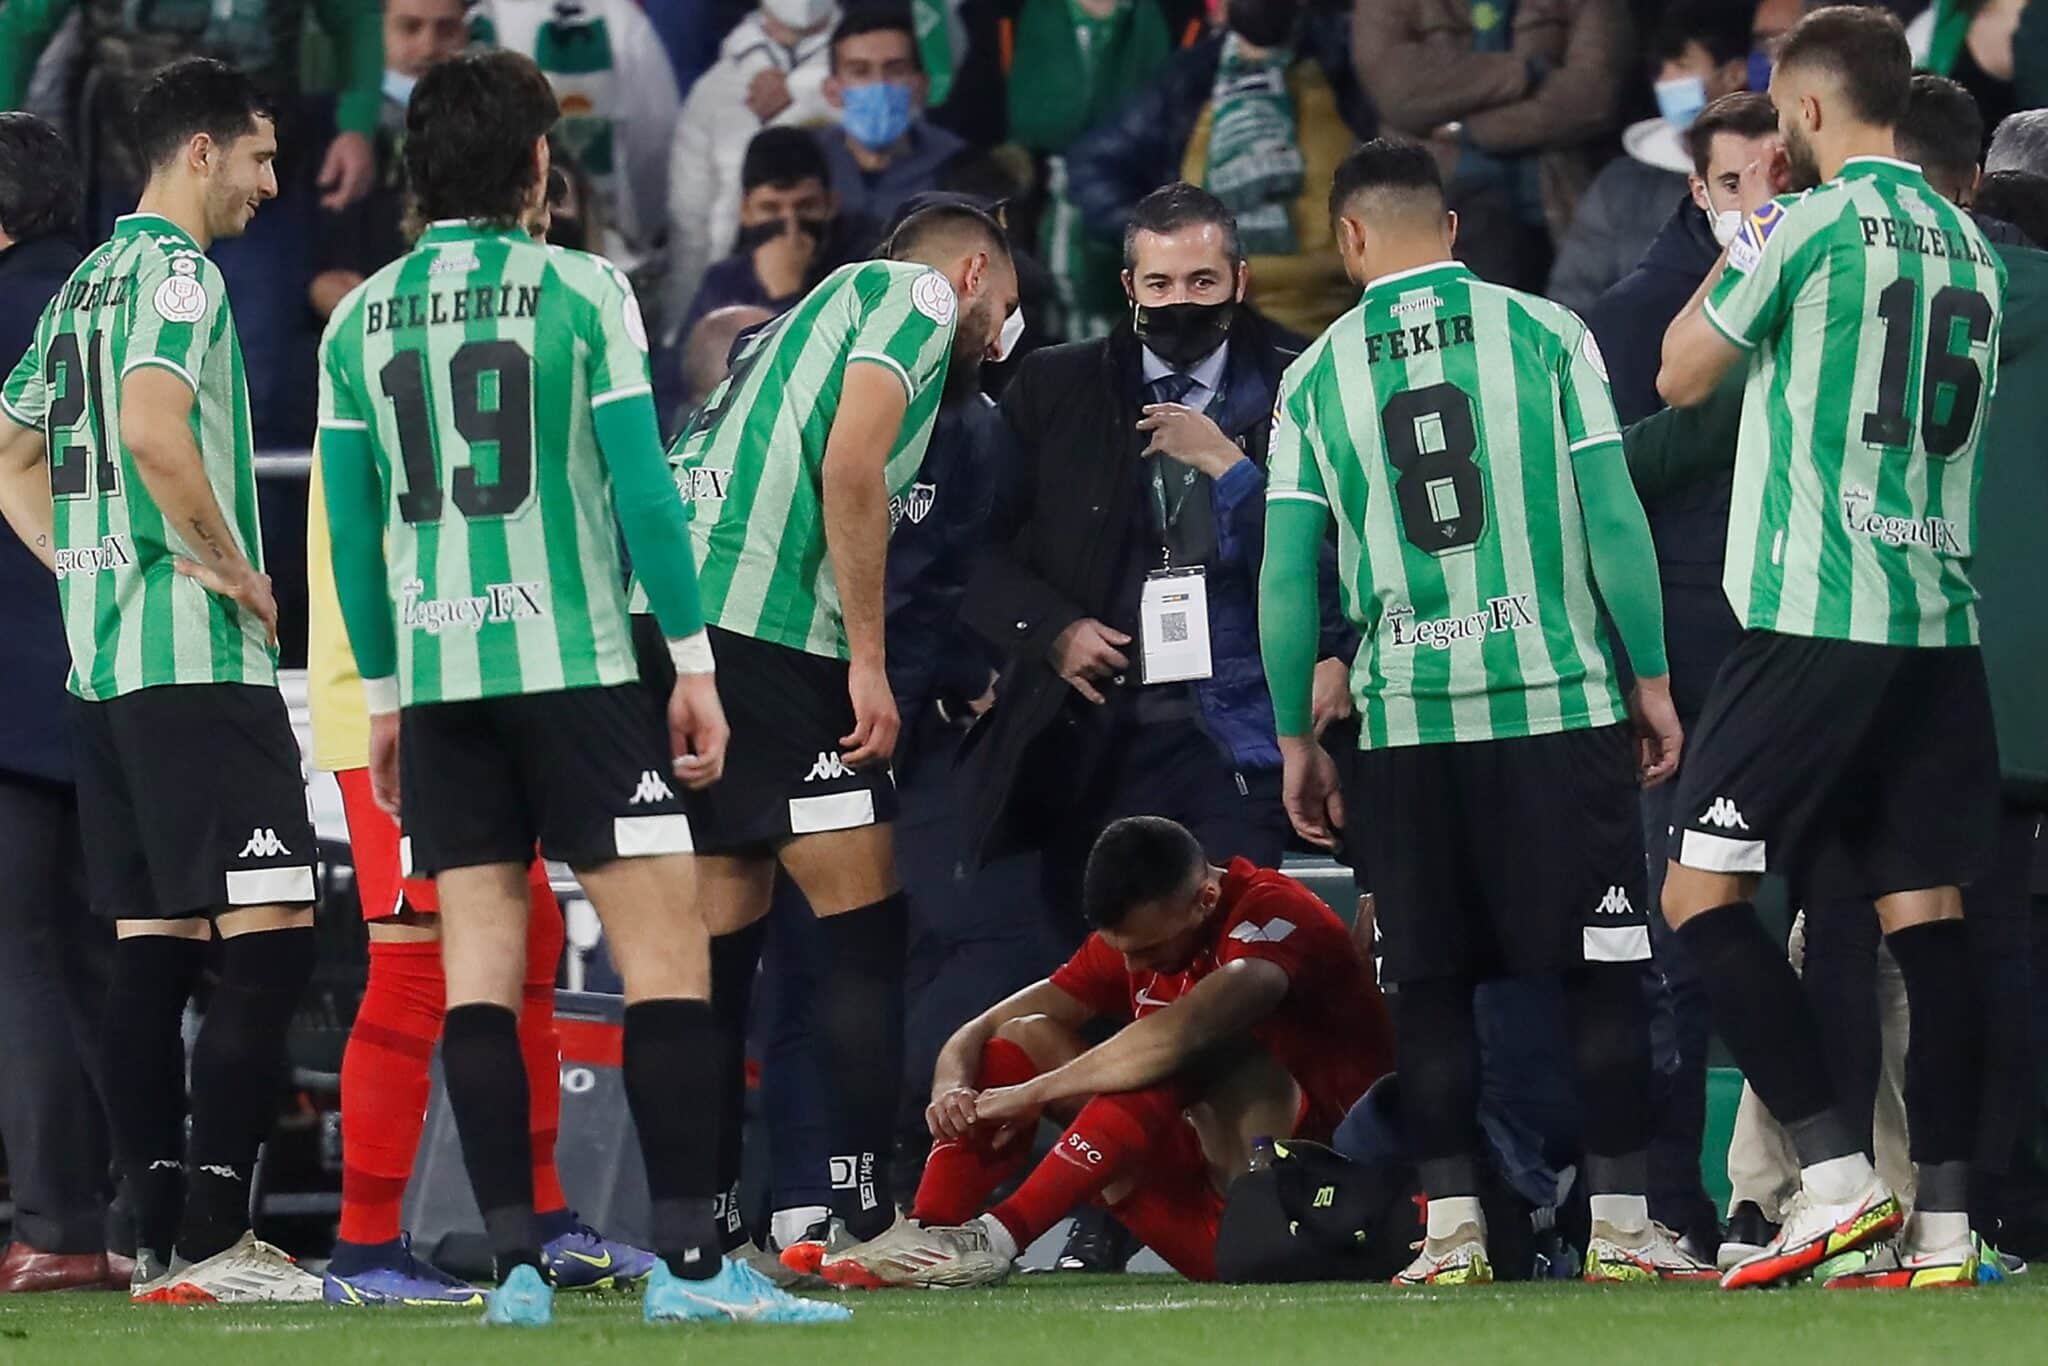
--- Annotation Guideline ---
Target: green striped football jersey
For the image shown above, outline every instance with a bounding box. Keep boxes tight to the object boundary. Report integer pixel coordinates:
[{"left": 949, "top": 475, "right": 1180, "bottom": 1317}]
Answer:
[
  {"left": 317, "top": 222, "right": 655, "bottom": 705},
  {"left": 674, "top": 259, "right": 958, "bottom": 658},
  {"left": 0, "top": 213, "right": 273, "bottom": 701},
  {"left": 1267, "top": 261, "right": 1626, "bottom": 750},
  {"left": 1704, "top": 156, "right": 2006, "bottom": 646}
]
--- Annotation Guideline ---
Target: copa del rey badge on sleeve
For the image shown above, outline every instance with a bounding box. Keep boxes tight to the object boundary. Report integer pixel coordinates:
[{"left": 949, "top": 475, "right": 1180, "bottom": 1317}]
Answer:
[{"left": 1140, "top": 567, "right": 1214, "bottom": 685}]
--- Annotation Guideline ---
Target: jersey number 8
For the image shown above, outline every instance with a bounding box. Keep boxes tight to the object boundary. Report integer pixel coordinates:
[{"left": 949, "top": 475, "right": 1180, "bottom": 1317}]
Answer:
[
  {"left": 1382, "top": 381, "right": 1487, "bottom": 555},
  {"left": 379, "top": 340, "right": 536, "bottom": 524}
]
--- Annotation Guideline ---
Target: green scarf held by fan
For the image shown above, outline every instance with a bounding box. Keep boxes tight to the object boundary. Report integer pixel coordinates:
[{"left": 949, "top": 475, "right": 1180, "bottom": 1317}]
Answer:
[
  {"left": 1203, "top": 35, "right": 1303, "bottom": 256},
  {"left": 1007, "top": 0, "right": 1172, "bottom": 151}
]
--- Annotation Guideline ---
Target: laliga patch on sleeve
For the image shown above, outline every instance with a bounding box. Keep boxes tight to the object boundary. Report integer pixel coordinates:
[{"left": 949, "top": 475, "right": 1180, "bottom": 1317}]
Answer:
[
  {"left": 1579, "top": 329, "right": 1609, "bottom": 382},
  {"left": 910, "top": 270, "right": 957, "bottom": 327},
  {"left": 1728, "top": 200, "right": 1784, "bottom": 275},
  {"left": 621, "top": 291, "right": 649, "bottom": 352},
  {"left": 153, "top": 272, "right": 208, "bottom": 324}
]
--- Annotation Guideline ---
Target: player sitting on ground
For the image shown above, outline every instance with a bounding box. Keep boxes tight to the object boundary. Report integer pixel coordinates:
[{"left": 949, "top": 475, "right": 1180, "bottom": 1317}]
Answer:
[
  {"left": 319, "top": 51, "right": 845, "bottom": 1329},
  {"left": 816, "top": 816, "right": 1394, "bottom": 1288}
]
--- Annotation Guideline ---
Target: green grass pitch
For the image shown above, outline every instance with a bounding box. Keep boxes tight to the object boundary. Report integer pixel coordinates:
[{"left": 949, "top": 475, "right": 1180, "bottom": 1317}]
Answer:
[{"left": 4, "top": 1275, "right": 2047, "bottom": 1365}]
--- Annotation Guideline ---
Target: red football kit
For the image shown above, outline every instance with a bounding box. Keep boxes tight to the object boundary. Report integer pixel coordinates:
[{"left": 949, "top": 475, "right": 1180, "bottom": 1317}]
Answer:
[{"left": 1049, "top": 858, "right": 1394, "bottom": 1138}]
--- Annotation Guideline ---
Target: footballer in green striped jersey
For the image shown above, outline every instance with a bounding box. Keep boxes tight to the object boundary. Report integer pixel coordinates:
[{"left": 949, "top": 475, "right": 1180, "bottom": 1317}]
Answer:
[
  {"left": 1260, "top": 140, "right": 1695, "bottom": 1286},
  {"left": 644, "top": 201, "right": 1015, "bottom": 1255},
  {"left": 315, "top": 55, "right": 855, "bottom": 1330},
  {"left": 1680, "top": 138, "right": 2004, "bottom": 649},
  {"left": 0, "top": 64, "right": 321, "bottom": 1296},
  {"left": 675, "top": 256, "right": 973, "bottom": 660},
  {"left": 0, "top": 171, "right": 277, "bottom": 702},
  {"left": 1658, "top": 13, "right": 2000, "bottom": 1288}
]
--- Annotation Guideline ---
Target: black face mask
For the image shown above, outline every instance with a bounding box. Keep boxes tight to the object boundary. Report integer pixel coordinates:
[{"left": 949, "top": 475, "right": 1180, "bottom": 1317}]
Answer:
[
  {"left": 1226, "top": 0, "right": 1298, "bottom": 49},
  {"left": 1133, "top": 299, "right": 1236, "bottom": 370}
]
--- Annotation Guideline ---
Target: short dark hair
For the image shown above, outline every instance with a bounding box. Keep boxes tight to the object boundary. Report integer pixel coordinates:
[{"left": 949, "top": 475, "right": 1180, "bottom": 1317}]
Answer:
[
  {"left": 741, "top": 126, "right": 830, "bottom": 195},
  {"left": 884, "top": 199, "right": 1011, "bottom": 263},
  {"left": 1685, "top": 91, "right": 1780, "bottom": 177},
  {"left": 1652, "top": 0, "right": 1753, "bottom": 70},
  {"left": 1123, "top": 182, "right": 1242, "bottom": 270},
  {"left": 1975, "top": 171, "right": 2048, "bottom": 249},
  {"left": 1897, "top": 73, "right": 1984, "bottom": 190},
  {"left": 1776, "top": 4, "right": 1911, "bottom": 128},
  {"left": 0, "top": 113, "right": 80, "bottom": 242},
  {"left": 1080, "top": 817, "right": 1207, "bottom": 931},
  {"left": 405, "top": 51, "right": 559, "bottom": 228},
  {"left": 830, "top": 5, "right": 922, "bottom": 75},
  {"left": 1328, "top": 136, "right": 1445, "bottom": 224},
  {"left": 130, "top": 57, "right": 275, "bottom": 174}
]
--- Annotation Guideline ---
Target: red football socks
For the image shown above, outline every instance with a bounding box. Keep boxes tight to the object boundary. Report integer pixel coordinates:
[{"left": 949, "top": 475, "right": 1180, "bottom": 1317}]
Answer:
[
  {"left": 911, "top": 1036, "right": 1042, "bottom": 1225},
  {"left": 338, "top": 864, "right": 572, "bottom": 1247},
  {"left": 522, "top": 871, "right": 569, "bottom": 1218},
  {"left": 1098, "top": 1120, "right": 1222, "bottom": 1282},
  {"left": 987, "top": 1083, "right": 1184, "bottom": 1251},
  {"left": 338, "top": 939, "right": 443, "bottom": 1245}
]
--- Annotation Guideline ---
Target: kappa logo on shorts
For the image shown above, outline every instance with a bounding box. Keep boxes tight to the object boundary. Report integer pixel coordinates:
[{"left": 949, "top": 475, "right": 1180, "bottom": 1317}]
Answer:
[
  {"left": 1595, "top": 886, "right": 1634, "bottom": 916},
  {"left": 630, "top": 770, "right": 676, "bottom": 805},
  {"left": 806, "top": 751, "right": 854, "bottom": 783},
  {"left": 1700, "top": 797, "right": 1751, "bottom": 832},
  {"left": 237, "top": 827, "right": 292, "bottom": 859}
]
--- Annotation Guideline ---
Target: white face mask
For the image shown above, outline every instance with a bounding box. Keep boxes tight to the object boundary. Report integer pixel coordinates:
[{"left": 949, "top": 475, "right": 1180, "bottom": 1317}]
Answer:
[
  {"left": 761, "top": 0, "right": 834, "bottom": 31},
  {"left": 994, "top": 306, "right": 1025, "bottom": 362},
  {"left": 1710, "top": 207, "right": 1744, "bottom": 248}
]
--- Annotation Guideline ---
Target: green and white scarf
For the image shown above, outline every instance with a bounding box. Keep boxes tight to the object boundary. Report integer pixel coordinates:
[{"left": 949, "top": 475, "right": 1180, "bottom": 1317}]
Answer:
[{"left": 1202, "top": 35, "right": 1302, "bottom": 256}]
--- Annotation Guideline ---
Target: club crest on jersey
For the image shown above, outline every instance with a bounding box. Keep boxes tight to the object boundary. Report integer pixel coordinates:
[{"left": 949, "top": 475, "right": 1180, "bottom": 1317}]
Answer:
[
  {"left": 153, "top": 272, "right": 207, "bottom": 323},
  {"left": 1729, "top": 200, "right": 1785, "bottom": 274},
  {"left": 910, "top": 270, "right": 957, "bottom": 326},
  {"left": 890, "top": 482, "right": 935, "bottom": 527}
]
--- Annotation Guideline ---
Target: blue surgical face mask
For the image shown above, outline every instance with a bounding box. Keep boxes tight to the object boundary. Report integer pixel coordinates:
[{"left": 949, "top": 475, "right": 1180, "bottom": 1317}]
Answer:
[
  {"left": 382, "top": 68, "right": 418, "bottom": 108},
  {"left": 841, "top": 80, "right": 914, "bottom": 151},
  {"left": 1655, "top": 74, "right": 1708, "bottom": 132},
  {"left": 1747, "top": 47, "right": 1773, "bottom": 93}
]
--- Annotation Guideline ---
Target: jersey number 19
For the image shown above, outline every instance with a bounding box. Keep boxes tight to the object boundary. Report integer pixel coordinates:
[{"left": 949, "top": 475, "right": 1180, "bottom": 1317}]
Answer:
[{"left": 378, "top": 339, "right": 537, "bottom": 524}]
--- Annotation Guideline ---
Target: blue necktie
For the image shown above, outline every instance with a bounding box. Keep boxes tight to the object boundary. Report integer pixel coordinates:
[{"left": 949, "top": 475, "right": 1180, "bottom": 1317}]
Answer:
[{"left": 1146, "top": 372, "right": 1199, "bottom": 407}]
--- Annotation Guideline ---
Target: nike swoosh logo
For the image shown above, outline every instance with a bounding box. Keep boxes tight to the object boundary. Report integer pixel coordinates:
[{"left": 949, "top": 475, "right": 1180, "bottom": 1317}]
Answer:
[
  {"left": 561, "top": 1249, "right": 613, "bottom": 1269},
  {"left": 1135, "top": 987, "right": 1173, "bottom": 1009}
]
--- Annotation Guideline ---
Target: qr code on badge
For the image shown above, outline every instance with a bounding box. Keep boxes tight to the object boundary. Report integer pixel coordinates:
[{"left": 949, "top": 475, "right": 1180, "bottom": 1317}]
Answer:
[{"left": 1161, "top": 612, "right": 1188, "bottom": 643}]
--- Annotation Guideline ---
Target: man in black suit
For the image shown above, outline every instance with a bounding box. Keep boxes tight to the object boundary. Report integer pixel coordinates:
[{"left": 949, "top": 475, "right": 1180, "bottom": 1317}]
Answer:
[{"left": 0, "top": 113, "right": 125, "bottom": 1293}]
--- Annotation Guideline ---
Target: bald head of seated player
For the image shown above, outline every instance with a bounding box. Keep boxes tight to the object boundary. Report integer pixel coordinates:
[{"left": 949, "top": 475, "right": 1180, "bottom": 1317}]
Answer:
[{"left": 811, "top": 816, "right": 1394, "bottom": 1289}]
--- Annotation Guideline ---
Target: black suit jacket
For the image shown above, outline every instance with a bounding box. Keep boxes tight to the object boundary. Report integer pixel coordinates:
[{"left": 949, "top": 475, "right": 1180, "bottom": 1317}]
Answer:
[{"left": 957, "top": 309, "right": 1308, "bottom": 867}]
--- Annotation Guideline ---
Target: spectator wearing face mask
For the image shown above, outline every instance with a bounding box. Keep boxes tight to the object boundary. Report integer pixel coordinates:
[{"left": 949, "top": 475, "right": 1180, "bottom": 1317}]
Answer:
[
  {"left": 1546, "top": 0, "right": 1750, "bottom": 316},
  {"left": 1064, "top": 0, "right": 1373, "bottom": 339},
  {"left": 813, "top": 6, "right": 970, "bottom": 252},
  {"left": 667, "top": 0, "right": 842, "bottom": 333},
  {"left": 309, "top": 0, "right": 471, "bottom": 322},
  {"left": 682, "top": 126, "right": 846, "bottom": 334}
]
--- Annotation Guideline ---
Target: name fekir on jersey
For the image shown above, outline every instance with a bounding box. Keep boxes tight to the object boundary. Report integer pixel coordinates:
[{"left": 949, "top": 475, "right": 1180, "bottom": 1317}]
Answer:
[
  {"left": 1, "top": 213, "right": 273, "bottom": 701},
  {"left": 318, "top": 222, "right": 655, "bottom": 706},
  {"left": 1704, "top": 156, "right": 2006, "bottom": 647},
  {"left": 669, "top": 259, "right": 957, "bottom": 660},
  {"left": 1267, "top": 261, "right": 1627, "bottom": 750}
]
